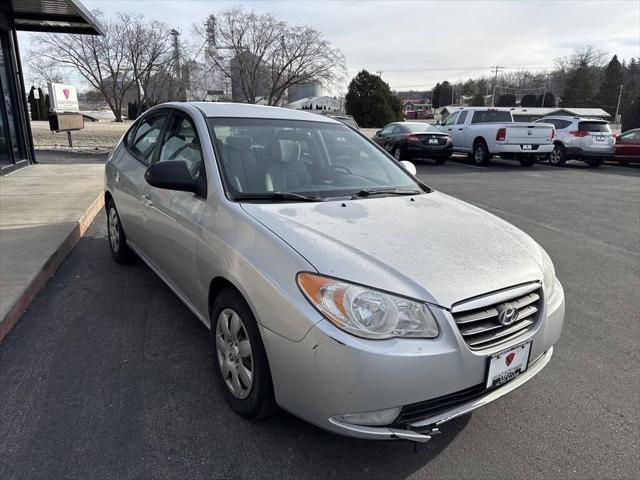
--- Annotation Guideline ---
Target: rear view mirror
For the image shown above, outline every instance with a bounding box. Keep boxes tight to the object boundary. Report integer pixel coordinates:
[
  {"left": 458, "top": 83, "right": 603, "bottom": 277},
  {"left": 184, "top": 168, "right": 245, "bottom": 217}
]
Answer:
[
  {"left": 145, "top": 161, "right": 197, "bottom": 193},
  {"left": 400, "top": 160, "right": 417, "bottom": 176}
]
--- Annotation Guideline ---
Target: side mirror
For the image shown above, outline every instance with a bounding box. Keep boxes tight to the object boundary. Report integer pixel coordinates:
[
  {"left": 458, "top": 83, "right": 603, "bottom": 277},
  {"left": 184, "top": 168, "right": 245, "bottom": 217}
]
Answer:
[
  {"left": 400, "top": 160, "right": 417, "bottom": 176},
  {"left": 435, "top": 120, "right": 441, "bottom": 126},
  {"left": 376, "top": 130, "right": 382, "bottom": 136},
  {"left": 145, "top": 161, "right": 197, "bottom": 193}
]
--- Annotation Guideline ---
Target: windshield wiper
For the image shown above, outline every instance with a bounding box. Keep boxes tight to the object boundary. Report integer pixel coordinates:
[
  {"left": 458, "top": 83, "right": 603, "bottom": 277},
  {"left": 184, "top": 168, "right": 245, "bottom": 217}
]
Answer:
[
  {"left": 352, "top": 188, "right": 422, "bottom": 198},
  {"left": 234, "top": 192, "right": 324, "bottom": 202}
]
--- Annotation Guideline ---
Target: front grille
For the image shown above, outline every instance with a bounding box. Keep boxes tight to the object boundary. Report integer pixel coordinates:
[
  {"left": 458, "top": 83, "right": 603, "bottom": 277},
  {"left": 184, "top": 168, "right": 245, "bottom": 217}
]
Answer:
[
  {"left": 392, "top": 351, "right": 548, "bottom": 428},
  {"left": 453, "top": 287, "right": 543, "bottom": 350},
  {"left": 392, "top": 383, "right": 485, "bottom": 426}
]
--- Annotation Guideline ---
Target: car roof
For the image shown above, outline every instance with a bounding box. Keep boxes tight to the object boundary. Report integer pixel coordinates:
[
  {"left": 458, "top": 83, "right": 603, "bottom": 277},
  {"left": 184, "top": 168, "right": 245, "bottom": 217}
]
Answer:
[
  {"left": 177, "top": 102, "right": 341, "bottom": 124},
  {"left": 540, "top": 115, "right": 606, "bottom": 122}
]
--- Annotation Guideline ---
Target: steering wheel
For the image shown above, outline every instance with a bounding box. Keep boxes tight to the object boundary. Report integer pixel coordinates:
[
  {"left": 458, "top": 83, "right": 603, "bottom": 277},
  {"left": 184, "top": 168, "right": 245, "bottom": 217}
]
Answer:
[{"left": 331, "top": 164, "right": 352, "bottom": 175}]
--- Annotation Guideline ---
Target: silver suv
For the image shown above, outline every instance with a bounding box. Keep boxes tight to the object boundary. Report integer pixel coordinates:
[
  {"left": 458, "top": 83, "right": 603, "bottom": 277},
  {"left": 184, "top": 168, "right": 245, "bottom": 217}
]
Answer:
[{"left": 535, "top": 116, "right": 614, "bottom": 167}]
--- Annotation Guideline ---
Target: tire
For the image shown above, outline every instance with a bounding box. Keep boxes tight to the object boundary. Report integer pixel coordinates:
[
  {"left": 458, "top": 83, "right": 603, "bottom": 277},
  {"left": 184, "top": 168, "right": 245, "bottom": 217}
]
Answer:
[
  {"left": 472, "top": 141, "right": 490, "bottom": 165},
  {"left": 210, "top": 287, "right": 276, "bottom": 420},
  {"left": 586, "top": 158, "right": 602, "bottom": 168},
  {"left": 106, "top": 199, "right": 135, "bottom": 264},
  {"left": 519, "top": 158, "right": 537, "bottom": 167},
  {"left": 393, "top": 146, "right": 403, "bottom": 161},
  {"left": 549, "top": 144, "right": 566, "bottom": 166}
]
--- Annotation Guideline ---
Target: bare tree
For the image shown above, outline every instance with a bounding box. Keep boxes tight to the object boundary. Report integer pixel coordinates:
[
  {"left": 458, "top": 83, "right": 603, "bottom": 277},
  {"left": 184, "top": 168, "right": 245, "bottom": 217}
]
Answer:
[
  {"left": 29, "top": 13, "right": 135, "bottom": 121},
  {"left": 121, "top": 13, "right": 174, "bottom": 105},
  {"left": 194, "top": 8, "right": 345, "bottom": 105},
  {"left": 24, "top": 54, "right": 64, "bottom": 86}
]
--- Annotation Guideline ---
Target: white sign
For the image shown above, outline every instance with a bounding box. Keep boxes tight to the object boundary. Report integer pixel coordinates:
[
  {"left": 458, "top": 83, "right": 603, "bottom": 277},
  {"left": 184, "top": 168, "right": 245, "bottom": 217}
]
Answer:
[{"left": 47, "top": 82, "right": 79, "bottom": 113}]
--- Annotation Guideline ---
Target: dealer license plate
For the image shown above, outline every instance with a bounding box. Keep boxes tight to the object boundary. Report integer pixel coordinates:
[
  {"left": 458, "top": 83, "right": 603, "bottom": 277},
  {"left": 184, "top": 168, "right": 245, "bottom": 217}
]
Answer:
[
  {"left": 522, "top": 144, "right": 532, "bottom": 150},
  {"left": 429, "top": 138, "right": 439, "bottom": 145},
  {"left": 486, "top": 341, "right": 532, "bottom": 389}
]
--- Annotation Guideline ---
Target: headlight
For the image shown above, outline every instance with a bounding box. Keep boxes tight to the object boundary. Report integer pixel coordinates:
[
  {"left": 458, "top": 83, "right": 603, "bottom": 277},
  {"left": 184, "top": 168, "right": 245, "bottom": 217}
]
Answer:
[
  {"left": 297, "top": 272, "right": 439, "bottom": 339},
  {"left": 540, "top": 249, "right": 556, "bottom": 298}
]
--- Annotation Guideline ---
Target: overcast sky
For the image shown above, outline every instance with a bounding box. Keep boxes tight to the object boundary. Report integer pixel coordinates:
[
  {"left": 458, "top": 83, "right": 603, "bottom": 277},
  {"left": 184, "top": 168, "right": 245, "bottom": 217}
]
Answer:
[{"left": 19, "top": 0, "right": 640, "bottom": 92}]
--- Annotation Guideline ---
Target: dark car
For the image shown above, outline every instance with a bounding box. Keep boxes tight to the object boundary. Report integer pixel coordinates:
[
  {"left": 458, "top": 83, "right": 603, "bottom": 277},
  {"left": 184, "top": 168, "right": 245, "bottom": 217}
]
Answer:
[
  {"left": 614, "top": 129, "right": 640, "bottom": 164},
  {"left": 372, "top": 122, "right": 453, "bottom": 164},
  {"left": 314, "top": 112, "right": 360, "bottom": 130}
]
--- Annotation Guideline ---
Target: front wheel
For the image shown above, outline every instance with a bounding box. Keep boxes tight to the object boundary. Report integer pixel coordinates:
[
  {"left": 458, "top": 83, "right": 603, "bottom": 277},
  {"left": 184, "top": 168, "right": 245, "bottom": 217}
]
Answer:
[
  {"left": 210, "top": 288, "right": 276, "bottom": 420},
  {"left": 106, "top": 199, "right": 135, "bottom": 264},
  {"left": 519, "top": 157, "right": 537, "bottom": 167}
]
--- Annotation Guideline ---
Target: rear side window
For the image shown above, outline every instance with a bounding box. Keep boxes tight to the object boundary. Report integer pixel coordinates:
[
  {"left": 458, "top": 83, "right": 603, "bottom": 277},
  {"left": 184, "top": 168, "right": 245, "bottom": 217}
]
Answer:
[
  {"left": 130, "top": 114, "right": 166, "bottom": 164},
  {"left": 579, "top": 122, "right": 610, "bottom": 133},
  {"left": 456, "top": 111, "right": 468, "bottom": 124},
  {"left": 471, "top": 111, "right": 513, "bottom": 124}
]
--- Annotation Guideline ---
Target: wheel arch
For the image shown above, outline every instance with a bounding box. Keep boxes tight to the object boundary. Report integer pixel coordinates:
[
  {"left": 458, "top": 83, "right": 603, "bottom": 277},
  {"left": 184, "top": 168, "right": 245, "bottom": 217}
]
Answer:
[{"left": 473, "top": 136, "right": 487, "bottom": 147}]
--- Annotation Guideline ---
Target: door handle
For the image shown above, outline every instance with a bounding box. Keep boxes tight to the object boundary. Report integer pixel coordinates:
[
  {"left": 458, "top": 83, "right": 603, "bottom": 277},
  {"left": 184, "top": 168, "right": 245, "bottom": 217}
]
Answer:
[
  {"left": 142, "top": 195, "right": 153, "bottom": 207},
  {"left": 458, "top": 128, "right": 464, "bottom": 131},
  {"left": 448, "top": 128, "right": 453, "bottom": 131}
]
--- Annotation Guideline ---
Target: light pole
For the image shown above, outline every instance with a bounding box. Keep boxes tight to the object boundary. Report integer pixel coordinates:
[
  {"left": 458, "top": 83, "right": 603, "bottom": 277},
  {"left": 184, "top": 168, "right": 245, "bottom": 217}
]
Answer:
[
  {"left": 614, "top": 84, "right": 624, "bottom": 128},
  {"left": 490, "top": 66, "right": 504, "bottom": 107}
]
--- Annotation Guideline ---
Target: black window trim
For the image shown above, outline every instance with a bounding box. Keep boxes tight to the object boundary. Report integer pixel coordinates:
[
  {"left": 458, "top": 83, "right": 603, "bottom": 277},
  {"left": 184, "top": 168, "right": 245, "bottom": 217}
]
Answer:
[
  {"left": 153, "top": 109, "right": 208, "bottom": 199},
  {"left": 125, "top": 108, "right": 171, "bottom": 167}
]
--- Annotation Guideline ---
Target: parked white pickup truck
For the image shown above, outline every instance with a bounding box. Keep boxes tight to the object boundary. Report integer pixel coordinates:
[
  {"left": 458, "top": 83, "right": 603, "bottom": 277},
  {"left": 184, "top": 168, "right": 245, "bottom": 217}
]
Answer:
[{"left": 437, "top": 107, "right": 555, "bottom": 166}]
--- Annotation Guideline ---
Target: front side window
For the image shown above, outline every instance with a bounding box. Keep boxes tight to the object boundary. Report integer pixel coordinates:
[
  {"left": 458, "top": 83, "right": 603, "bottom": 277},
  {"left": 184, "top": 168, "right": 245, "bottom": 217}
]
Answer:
[
  {"left": 158, "top": 115, "right": 204, "bottom": 180},
  {"left": 620, "top": 130, "right": 639, "bottom": 142},
  {"left": 207, "top": 118, "right": 424, "bottom": 200},
  {"left": 442, "top": 112, "right": 459, "bottom": 126},
  {"left": 456, "top": 111, "right": 468, "bottom": 125},
  {"left": 130, "top": 114, "right": 165, "bottom": 164}
]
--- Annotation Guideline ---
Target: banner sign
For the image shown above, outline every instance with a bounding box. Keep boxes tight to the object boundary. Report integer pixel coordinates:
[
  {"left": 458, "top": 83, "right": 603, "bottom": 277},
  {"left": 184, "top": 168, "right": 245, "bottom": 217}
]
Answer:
[{"left": 48, "top": 82, "right": 79, "bottom": 113}]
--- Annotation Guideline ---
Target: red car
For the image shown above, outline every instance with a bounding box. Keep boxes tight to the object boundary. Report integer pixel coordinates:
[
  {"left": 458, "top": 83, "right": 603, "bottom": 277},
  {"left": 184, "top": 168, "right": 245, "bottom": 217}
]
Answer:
[{"left": 614, "top": 129, "right": 640, "bottom": 164}]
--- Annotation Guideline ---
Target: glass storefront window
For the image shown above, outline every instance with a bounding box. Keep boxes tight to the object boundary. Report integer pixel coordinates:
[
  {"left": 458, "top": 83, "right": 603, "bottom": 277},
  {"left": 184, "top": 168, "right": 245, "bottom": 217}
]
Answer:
[{"left": 0, "top": 30, "right": 22, "bottom": 168}]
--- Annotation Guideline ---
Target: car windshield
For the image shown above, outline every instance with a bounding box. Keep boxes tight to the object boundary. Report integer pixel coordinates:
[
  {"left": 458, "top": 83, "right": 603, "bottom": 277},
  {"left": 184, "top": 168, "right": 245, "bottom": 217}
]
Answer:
[
  {"left": 404, "top": 123, "right": 440, "bottom": 133},
  {"left": 207, "top": 118, "right": 424, "bottom": 201}
]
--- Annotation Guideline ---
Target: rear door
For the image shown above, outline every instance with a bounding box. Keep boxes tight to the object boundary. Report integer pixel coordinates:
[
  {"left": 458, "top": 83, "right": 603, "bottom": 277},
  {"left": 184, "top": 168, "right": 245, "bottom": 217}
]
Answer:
[
  {"left": 139, "top": 110, "right": 208, "bottom": 306},
  {"left": 112, "top": 111, "right": 168, "bottom": 247},
  {"left": 616, "top": 130, "right": 640, "bottom": 160}
]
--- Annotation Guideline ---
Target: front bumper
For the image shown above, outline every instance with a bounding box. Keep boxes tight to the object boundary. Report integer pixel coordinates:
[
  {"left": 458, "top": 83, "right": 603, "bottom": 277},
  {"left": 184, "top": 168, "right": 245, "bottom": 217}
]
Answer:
[{"left": 261, "top": 279, "right": 565, "bottom": 441}]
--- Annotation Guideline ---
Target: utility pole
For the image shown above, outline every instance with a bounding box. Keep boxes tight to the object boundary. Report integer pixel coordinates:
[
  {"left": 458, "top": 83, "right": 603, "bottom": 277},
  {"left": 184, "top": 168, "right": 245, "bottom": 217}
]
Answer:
[
  {"left": 375, "top": 70, "right": 383, "bottom": 77},
  {"left": 614, "top": 84, "right": 624, "bottom": 128},
  {"left": 541, "top": 75, "right": 551, "bottom": 107},
  {"left": 451, "top": 84, "right": 455, "bottom": 105},
  {"left": 490, "top": 66, "right": 504, "bottom": 107}
]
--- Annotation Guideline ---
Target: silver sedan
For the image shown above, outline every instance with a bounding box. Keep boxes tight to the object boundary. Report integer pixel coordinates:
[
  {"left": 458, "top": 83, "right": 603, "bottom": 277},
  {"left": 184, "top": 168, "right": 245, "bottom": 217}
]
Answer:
[{"left": 104, "top": 102, "right": 565, "bottom": 442}]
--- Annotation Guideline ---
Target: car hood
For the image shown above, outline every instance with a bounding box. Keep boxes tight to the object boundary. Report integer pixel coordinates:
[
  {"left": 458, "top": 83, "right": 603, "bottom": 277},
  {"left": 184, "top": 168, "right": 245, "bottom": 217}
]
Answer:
[{"left": 241, "top": 192, "right": 544, "bottom": 308}]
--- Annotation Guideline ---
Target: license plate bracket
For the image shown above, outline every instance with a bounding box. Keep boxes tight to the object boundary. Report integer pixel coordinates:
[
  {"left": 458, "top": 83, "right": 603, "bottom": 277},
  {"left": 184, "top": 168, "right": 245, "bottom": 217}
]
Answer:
[{"left": 486, "top": 341, "right": 532, "bottom": 389}]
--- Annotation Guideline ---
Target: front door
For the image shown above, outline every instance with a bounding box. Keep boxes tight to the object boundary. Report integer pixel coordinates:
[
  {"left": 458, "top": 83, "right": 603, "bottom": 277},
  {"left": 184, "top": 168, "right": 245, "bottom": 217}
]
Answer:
[{"left": 139, "top": 112, "right": 207, "bottom": 307}]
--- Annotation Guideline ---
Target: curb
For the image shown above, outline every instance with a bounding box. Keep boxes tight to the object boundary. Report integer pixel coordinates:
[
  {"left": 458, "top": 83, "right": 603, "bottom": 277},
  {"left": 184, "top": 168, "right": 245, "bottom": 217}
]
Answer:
[{"left": 0, "top": 193, "right": 105, "bottom": 342}]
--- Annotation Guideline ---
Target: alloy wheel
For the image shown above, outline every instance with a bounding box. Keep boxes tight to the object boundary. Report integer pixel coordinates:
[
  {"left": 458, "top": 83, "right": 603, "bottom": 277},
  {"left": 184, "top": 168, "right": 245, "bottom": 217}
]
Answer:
[
  {"left": 394, "top": 148, "right": 401, "bottom": 161},
  {"left": 108, "top": 207, "right": 120, "bottom": 254},
  {"left": 474, "top": 145, "right": 484, "bottom": 164},
  {"left": 550, "top": 147, "right": 562, "bottom": 165},
  {"left": 216, "top": 308, "right": 253, "bottom": 399}
]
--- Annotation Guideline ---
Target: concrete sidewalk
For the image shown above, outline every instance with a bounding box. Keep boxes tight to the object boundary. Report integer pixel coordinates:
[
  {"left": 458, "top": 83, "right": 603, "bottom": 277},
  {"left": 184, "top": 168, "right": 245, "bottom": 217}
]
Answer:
[{"left": 0, "top": 164, "right": 105, "bottom": 340}]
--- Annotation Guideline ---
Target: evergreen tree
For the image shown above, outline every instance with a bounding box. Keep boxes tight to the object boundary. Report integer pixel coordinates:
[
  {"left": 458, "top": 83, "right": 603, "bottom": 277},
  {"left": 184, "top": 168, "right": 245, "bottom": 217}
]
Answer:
[
  {"left": 597, "top": 55, "right": 624, "bottom": 115},
  {"left": 432, "top": 82, "right": 442, "bottom": 109},
  {"left": 470, "top": 93, "right": 485, "bottom": 106},
  {"left": 496, "top": 94, "right": 516, "bottom": 107},
  {"left": 520, "top": 94, "right": 538, "bottom": 107},
  {"left": 621, "top": 95, "right": 640, "bottom": 131},
  {"left": 37, "top": 88, "right": 49, "bottom": 120},
  {"left": 27, "top": 87, "right": 40, "bottom": 121},
  {"left": 345, "top": 70, "right": 403, "bottom": 128},
  {"left": 561, "top": 60, "right": 597, "bottom": 107},
  {"left": 538, "top": 92, "right": 556, "bottom": 107}
]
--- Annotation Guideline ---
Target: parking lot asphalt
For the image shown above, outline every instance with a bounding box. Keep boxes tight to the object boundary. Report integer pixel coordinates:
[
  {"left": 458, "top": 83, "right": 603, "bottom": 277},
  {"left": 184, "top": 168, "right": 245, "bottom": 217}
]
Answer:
[{"left": 0, "top": 158, "right": 638, "bottom": 480}]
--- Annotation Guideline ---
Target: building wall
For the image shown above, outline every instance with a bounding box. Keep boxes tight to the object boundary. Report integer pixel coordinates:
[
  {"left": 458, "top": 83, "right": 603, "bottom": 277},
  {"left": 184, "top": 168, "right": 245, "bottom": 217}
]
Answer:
[{"left": 288, "top": 83, "right": 321, "bottom": 103}]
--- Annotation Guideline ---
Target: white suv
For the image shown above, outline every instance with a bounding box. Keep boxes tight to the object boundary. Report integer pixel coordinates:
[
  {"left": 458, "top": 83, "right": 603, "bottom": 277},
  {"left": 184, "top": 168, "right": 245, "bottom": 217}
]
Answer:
[{"left": 535, "top": 116, "right": 614, "bottom": 167}]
